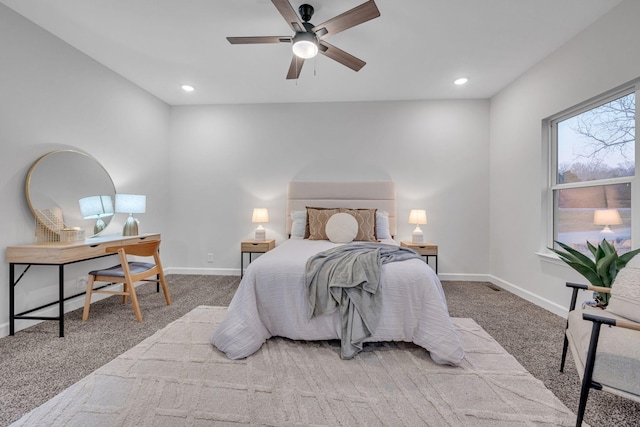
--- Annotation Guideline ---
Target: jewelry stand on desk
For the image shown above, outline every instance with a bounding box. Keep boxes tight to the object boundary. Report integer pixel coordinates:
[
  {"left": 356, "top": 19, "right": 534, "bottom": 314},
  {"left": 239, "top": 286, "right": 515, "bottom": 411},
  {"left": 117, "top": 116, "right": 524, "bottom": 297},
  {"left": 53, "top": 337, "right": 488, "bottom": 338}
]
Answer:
[{"left": 6, "top": 233, "right": 160, "bottom": 337}]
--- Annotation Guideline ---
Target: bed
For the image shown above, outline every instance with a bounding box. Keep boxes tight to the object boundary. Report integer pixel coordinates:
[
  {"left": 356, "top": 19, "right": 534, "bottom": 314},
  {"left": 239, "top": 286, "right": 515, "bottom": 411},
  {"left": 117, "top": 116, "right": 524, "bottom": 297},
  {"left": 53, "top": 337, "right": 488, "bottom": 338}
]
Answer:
[{"left": 211, "top": 182, "right": 464, "bottom": 365}]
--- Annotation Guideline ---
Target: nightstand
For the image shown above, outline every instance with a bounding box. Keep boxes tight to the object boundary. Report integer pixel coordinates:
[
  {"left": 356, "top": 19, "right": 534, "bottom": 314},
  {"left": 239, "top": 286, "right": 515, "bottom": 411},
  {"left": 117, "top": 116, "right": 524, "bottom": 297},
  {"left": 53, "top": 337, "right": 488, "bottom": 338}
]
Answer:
[
  {"left": 241, "top": 239, "right": 275, "bottom": 278},
  {"left": 400, "top": 241, "right": 438, "bottom": 273}
]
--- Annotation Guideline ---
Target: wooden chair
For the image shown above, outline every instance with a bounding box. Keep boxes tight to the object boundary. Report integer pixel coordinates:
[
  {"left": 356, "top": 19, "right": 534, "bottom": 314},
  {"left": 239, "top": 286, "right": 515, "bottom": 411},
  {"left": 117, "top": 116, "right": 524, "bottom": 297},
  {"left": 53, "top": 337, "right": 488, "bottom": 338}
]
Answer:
[
  {"left": 82, "top": 240, "right": 171, "bottom": 322},
  {"left": 560, "top": 274, "right": 640, "bottom": 426}
]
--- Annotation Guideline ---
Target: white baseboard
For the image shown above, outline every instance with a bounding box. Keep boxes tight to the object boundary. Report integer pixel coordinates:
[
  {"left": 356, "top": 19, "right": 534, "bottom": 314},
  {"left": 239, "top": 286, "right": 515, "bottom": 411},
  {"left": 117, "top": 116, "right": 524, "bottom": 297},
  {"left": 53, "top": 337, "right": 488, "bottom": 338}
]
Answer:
[
  {"left": 166, "top": 270, "right": 494, "bottom": 282},
  {"left": 488, "top": 274, "right": 568, "bottom": 318},
  {"left": 438, "top": 273, "right": 492, "bottom": 282},
  {"left": 165, "top": 267, "right": 240, "bottom": 276}
]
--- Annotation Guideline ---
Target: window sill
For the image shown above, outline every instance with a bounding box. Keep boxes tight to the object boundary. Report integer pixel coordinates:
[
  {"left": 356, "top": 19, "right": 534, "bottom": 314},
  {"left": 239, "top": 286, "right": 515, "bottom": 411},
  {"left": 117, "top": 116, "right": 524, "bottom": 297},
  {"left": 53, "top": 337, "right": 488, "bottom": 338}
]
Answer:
[{"left": 536, "top": 251, "right": 568, "bottom": 267}]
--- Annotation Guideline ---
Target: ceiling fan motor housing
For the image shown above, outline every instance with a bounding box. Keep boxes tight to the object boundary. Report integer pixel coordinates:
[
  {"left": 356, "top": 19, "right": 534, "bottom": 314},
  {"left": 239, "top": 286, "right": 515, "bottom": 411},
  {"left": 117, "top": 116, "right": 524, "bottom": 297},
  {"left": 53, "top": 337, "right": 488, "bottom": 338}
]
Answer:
[{"left": 299, "top": 4, "right": 314, "bottom": 22}]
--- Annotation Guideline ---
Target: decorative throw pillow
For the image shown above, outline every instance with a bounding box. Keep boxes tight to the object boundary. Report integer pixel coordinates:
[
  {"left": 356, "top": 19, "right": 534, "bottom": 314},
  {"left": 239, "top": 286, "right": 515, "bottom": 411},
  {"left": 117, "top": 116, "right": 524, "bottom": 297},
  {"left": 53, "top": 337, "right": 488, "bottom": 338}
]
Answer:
[
  {"left": 307, "top": 207, "right": 339, "bottom": 240},
  {"left": 290, "top": 210, "right": 306, "bottom": 239},
  {"left": 607, "top": 265, "right": 640, "bottom": 323},
  {"left": 376, "top": 211, "right": 392, "bottom": 240},
  {"left": 339, "top": 208, "right": 377, "bottom": 241},
  {"left": 304, "top": 207, "right": 337, "bottom": 239},
  {"left": 325, "top": 213, "right": 358, "bottom": 243}
]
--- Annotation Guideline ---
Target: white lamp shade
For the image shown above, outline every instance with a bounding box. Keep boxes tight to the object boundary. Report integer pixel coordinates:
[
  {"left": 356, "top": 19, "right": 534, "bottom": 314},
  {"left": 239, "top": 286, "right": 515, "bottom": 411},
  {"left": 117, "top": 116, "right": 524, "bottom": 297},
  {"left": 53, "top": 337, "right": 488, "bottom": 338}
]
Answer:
[
  {"left": 79, "top": 195, "right": 114, "bottom": 219},
  {"left": 115, "top": 194, "right": 146, "bottom": 214},
  {"left": 594, "top": 209, "right": 622, "bottom": 226},
  {"left": 252, "top": 208, "right": 269, "bottom": 223},
  {"left": 408, "top": 209, "right": 427, "bottom": 225}
]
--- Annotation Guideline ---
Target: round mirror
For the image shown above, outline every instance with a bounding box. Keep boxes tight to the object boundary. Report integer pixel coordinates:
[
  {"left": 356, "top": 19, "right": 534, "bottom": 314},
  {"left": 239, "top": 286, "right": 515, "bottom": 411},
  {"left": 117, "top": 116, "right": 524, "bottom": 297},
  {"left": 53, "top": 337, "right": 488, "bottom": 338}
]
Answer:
[{"left": 26, "top": 150, "right": 116, "bottom": 239}]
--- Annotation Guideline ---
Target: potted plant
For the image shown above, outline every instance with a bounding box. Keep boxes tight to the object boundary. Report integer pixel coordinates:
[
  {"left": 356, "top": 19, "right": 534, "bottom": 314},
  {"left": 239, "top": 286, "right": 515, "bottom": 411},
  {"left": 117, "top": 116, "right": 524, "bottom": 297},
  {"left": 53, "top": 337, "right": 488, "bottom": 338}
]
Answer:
[{"left": 549, "top": 239, "right": 640, "bottom": 306}]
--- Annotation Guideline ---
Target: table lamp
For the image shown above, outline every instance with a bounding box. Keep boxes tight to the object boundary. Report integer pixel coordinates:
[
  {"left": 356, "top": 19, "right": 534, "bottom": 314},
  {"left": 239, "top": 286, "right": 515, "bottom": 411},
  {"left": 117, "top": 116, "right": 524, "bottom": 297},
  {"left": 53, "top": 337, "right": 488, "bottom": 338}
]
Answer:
[
  {"left": 409, "top": 209, "right": 427, "bottom": 244},
  {"left": 79, "top": 195, "right": 114, "bottom": 234},
  {"left": 252, "top": 208, "right": 269, "bottom": 241},
  {"left": 594, "top": 209, "right": 622, "bottom": 234},
  {"left": 115, "top": 194, "right": 146, "bottom": 236}
]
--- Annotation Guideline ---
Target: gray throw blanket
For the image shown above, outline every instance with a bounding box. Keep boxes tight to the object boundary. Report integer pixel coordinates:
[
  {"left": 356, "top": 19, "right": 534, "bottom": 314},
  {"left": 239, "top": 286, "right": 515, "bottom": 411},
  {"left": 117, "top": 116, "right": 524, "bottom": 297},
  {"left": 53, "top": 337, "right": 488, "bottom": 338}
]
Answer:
[{"left": 305, "top": 243, "right": 422, "bottom": 359}]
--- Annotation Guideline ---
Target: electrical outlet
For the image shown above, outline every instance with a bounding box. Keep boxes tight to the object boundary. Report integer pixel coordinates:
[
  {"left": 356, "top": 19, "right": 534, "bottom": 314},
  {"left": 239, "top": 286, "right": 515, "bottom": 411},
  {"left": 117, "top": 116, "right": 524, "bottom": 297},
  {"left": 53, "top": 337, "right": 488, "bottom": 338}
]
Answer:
[
  {"left": 207, "top": 253, "right": 214, "bottom": 263},
  {"left": 77, "top": 276, "right": 88, "bottom": 291}
]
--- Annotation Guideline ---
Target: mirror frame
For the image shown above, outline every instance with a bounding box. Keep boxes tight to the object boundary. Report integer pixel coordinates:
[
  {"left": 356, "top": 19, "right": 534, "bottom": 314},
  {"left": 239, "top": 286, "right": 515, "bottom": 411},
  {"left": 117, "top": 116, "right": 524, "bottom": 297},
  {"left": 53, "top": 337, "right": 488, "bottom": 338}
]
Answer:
[{"left": 25, "top": 150, "right": 116, "bottom": 238}]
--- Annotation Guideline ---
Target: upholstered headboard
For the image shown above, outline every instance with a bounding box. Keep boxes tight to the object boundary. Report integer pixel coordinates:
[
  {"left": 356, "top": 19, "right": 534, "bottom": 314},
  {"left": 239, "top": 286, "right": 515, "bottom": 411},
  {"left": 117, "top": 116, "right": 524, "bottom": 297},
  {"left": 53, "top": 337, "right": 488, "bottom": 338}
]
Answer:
[{"left": 286, "top": 181, "right": 396, "bottom": 236}]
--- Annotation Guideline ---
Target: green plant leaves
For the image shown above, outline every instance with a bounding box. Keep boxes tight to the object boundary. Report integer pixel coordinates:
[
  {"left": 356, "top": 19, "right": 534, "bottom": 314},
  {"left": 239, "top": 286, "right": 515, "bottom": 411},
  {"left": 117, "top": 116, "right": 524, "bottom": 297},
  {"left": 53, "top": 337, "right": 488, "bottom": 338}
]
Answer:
[{"left": 549, "top": 239, "right": 640, "bottom": 305}]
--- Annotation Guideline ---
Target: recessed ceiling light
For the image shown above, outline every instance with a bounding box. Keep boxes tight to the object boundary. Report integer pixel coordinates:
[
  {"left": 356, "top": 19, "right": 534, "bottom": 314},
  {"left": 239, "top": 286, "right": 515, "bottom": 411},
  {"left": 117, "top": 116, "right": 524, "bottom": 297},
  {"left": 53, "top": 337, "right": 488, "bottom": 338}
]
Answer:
[
  {"left": 181, "top": 84, "right": 195, "bottom": 92},
  {"left": 454, "top": 78, "right": 468, "bottom": 85}
]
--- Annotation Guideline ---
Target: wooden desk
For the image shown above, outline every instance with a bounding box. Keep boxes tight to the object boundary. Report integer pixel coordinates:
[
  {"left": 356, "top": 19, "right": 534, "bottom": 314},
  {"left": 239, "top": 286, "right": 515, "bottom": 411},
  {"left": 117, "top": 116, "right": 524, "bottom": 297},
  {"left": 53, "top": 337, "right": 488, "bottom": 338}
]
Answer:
[{"left": 6, "top": 233, "right": 160, "bottom": 337}]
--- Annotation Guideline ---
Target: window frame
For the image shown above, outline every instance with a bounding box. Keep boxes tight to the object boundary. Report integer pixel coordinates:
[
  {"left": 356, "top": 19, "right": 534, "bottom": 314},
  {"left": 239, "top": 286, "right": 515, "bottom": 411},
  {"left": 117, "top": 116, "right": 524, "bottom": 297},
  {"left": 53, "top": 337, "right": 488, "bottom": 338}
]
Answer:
[{"left": 545, "top": 83, "right": 638, "bottom": 253}]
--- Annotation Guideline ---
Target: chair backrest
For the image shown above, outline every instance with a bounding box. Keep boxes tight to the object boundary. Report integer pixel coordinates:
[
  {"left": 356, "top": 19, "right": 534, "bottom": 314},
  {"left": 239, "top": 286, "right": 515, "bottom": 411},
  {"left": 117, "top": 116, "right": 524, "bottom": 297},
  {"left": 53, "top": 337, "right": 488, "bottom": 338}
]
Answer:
[
  {"left": 607, "top": 264, "right": 640, "bottom": 323},
  {"left": 105, "top": 240, "right": 161, "bottom": 258}
]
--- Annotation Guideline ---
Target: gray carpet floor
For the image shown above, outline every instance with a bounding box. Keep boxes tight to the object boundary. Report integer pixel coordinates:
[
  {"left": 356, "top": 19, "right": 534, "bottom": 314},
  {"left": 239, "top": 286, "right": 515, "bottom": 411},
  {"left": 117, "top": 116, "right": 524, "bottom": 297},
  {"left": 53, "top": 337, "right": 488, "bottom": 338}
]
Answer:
[{"left": 1, "top": 276, "right": 638, "bottom": 426}]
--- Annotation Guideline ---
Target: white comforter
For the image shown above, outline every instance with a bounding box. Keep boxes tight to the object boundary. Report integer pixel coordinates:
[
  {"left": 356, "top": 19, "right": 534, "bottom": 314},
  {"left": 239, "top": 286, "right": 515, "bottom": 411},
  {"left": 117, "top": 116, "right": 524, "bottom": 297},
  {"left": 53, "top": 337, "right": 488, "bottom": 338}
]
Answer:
[{"left": 211, "top": 239, "right": 464, "bottom": 365}]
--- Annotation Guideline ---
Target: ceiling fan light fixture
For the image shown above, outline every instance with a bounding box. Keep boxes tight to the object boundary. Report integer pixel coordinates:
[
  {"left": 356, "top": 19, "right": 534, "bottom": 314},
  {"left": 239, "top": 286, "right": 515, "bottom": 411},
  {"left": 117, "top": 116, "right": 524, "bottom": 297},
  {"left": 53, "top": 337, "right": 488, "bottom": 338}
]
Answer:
[{"left": 292, "top": 32, "right": 318, "bottom": 59}]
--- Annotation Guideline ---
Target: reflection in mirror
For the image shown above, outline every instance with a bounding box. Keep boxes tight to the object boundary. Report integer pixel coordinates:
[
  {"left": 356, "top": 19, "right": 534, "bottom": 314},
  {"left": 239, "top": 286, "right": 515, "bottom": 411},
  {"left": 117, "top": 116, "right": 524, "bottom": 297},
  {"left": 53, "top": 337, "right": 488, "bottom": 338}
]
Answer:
[
  {"left": 79, "top": 195, "right": 115, "bottom": 234},
  {"left": 26, "top": 150, "right": 116, "bottom": 241}
]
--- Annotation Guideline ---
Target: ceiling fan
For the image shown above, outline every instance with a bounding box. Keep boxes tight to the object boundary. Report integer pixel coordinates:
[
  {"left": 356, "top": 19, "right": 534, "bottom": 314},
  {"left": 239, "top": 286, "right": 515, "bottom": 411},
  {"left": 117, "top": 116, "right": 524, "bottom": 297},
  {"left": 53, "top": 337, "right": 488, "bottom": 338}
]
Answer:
[{"left": 227, "top": 0, "right": 380, "bottom": 80}]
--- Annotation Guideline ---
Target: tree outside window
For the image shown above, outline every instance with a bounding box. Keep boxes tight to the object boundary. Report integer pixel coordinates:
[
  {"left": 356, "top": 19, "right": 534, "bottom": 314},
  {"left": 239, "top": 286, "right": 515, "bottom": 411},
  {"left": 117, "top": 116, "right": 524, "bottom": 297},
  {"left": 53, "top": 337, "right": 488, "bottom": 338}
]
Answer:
[{"left": 552, "top": 91, "right": 636, "bottom": 255}]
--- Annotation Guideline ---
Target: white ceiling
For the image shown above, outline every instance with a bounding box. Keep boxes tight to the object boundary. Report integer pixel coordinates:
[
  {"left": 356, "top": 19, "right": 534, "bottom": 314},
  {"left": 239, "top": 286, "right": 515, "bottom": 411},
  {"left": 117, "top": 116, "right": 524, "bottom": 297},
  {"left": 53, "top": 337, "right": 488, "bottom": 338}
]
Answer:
[{"left": 1, "top": 0, "right": 624, "bottom": 105}]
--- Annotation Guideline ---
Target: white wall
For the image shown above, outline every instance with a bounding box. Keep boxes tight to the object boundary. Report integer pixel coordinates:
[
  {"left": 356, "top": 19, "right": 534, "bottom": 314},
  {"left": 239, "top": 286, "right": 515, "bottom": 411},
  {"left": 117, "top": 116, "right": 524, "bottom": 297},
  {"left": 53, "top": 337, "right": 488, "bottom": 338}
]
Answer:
[
  {"left": 166, "top": 100, "right": 490, "bottom": 277},
  {"left": 0, "top": 4, "right": 171, "bottom": 335},
  {"left": 489, "top": 0, "right": 640, "bottom": 315},
  {"left": 9, "top": 0, "right": 635, "bottom": 336}
]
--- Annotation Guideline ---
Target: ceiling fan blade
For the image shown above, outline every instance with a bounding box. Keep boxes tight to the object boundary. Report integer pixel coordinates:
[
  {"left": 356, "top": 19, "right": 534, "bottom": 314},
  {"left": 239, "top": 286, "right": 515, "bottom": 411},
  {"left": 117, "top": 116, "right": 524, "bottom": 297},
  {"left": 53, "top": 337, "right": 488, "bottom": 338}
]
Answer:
[
  {"left": 286, "top": 55, "right": 305, "bottom": 79},
  {"left": 227, "top": 36, "right": 291, "bottom": 44},
  {"left": 313, "top": 0, "right": 380, "bottom": 39},
  {"left": 272, "top": 0, "right": 305, "bottom": 33},
  {"left": 319, "top": 41, "right": 366, "bottom": 72}
]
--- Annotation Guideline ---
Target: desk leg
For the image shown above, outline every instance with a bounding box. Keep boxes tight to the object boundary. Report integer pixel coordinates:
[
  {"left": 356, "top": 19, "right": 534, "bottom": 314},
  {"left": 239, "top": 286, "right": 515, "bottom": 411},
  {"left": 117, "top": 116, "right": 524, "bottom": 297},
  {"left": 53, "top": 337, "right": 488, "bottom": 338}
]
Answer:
[
  {"left": 9, "top": 263, "right": 15, "bottom": 335},
  {"left": 59, "top": 266, "right": 65, "bottom": 338}
]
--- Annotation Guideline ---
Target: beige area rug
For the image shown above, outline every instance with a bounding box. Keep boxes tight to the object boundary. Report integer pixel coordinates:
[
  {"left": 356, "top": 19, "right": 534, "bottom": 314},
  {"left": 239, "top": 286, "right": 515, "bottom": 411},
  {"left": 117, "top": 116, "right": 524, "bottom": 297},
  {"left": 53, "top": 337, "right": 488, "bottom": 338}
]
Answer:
[{"left": 12, "top": 306, "right": 576, "bottom": 426}]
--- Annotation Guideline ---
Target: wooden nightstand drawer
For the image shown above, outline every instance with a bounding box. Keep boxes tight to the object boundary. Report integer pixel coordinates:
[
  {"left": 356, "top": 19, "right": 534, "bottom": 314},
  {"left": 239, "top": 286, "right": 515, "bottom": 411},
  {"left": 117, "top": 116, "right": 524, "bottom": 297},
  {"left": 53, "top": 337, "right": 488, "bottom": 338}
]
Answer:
[
  {"left": 401, "top": 241, "right": 437, "bottom": 256},
  {"left": 400, "top": 241, "right": 438, "bottom": 273},
  {"left": 241, "top": 239, "right": 275, "bottom": 253}
]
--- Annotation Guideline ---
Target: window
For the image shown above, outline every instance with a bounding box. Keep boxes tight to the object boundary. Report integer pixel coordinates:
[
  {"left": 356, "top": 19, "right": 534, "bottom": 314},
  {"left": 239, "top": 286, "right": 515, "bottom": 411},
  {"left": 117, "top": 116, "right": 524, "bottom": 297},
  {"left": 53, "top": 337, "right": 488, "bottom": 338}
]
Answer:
[{"left": 549, "top": 88, "right": 636, "bottom": 255}]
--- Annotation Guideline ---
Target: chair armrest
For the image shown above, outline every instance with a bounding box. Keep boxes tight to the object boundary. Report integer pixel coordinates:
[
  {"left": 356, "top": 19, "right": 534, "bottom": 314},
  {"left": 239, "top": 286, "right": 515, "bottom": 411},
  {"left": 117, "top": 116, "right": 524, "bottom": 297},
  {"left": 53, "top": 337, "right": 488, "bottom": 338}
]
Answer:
[
  {"left": 583, "top": 313, "right": 640, "bottom": 332},
  {"left": 566, "top": 282, "right": 611, "bottom": 294},
  {"left": 565, "top": 282, "right": 611, "bottom": 312}
]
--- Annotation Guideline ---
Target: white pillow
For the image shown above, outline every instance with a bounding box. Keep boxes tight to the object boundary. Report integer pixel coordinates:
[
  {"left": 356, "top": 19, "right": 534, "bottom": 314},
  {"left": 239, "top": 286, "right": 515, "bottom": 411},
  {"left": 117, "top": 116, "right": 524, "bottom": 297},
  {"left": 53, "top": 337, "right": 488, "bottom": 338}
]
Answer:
[
  {"left": 325, "top": 213, "right": 358, "bottom": 243},
  {"left": 607, "top": 265, "right": 640, "bottom": 323},
  {"left": 376, "top": 211, "right": 392, "bottom": 239},
  {"left": 290, "top": 210, "right": 306, "bottom": 239}
]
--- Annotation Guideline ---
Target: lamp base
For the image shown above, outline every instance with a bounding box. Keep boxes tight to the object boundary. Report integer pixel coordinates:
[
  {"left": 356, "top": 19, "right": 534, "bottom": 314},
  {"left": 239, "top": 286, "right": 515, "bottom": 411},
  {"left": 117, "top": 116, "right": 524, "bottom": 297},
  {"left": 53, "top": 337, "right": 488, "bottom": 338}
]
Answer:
[
  {"left": 412, "top": 225, "right": 424, "bottom": 244},
  {"left": 94, "top": 218, "right": 106, "bottom": 234},
  {"left": 122, "top": 215, "right": 139, "bottom": 236},
  {"left": 255, "top": 226, "right": 266, "bottom": 241},
  {"left": 600, "top": 225, "right": 614, "bottom": 234}
]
